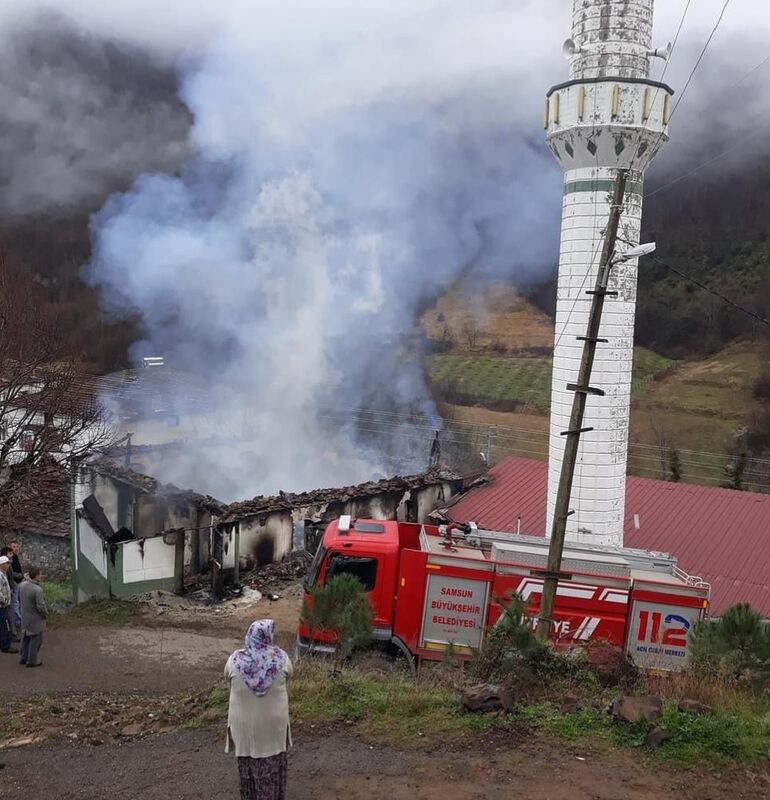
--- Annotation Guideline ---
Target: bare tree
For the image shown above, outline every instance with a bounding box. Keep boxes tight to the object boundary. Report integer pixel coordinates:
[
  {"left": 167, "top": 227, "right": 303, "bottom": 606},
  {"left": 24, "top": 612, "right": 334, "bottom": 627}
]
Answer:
[
  {"left": 0, "top": 250, "right": 115, "bottom": 513},
  {"left": 646, "top": 412, "right": 672, "bottom": 480},
  {"left": 462, "top": 323, "right": 478, "bottom": 351}
]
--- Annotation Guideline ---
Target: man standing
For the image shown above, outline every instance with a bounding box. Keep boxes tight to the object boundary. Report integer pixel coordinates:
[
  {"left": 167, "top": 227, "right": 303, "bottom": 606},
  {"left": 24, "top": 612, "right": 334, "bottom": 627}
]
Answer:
[
  {"left": 19, "top": 566, "right": 47, "bottom": 668},
  {"left": 0, "top": 555, "right": 17, "bottom": 654},
  {"left": 9, "top": 541, "right": 23, "bottom": 637}
]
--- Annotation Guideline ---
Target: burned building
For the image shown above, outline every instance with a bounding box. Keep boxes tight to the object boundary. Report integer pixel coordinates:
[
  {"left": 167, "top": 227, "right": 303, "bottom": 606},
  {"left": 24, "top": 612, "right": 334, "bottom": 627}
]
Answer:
[
  {"left": 71, "top": 461, "right": 224, "bottom": 603},
  {"left": 72, "top": 462, "right": 465, "bottom": 603},
  {"left": 220, "top": 468, "right": 464, "bottom": 570}
]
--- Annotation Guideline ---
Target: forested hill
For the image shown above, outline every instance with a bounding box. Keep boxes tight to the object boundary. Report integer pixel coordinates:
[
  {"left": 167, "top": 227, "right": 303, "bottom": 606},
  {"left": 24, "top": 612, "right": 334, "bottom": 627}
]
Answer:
[{"left": 639, "top": 132, "right": 770, "bottom": 359}]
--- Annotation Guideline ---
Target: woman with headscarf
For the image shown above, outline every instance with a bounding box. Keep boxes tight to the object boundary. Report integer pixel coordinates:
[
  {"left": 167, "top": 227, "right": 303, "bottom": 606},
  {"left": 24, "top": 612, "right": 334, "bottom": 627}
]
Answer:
[{"left": 225, "top": 619, "right": 293, "bottom": 800}]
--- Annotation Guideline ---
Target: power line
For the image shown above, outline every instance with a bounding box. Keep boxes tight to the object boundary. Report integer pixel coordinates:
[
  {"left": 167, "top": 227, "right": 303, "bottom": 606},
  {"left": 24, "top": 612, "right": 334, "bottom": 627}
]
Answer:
[
  {"left": 636, "top": 0, "right": 730, "bottom": 185},
  {"left": 644, "top": 47, "right": 770, "bottom": 198},
  {"left": 552, "top": 2, "right": 702, "bottom": 375},
  {"left": 615, "top": 235, "right": 769, "bottom": 327},
  {"left": 730, "top": 52, "right": 770, "bottom": 88},
  {"left": 645, "top": 122, "right": 766, "bottom": 198},
  {"left": 626, "top": 0, "right": 693, "bottom": 176},
  {"left": 653, "top": 257, "right": 768, "bottom": 327},
  {"left": 670, "top": 0, "right": 731, "bottom": 121}
]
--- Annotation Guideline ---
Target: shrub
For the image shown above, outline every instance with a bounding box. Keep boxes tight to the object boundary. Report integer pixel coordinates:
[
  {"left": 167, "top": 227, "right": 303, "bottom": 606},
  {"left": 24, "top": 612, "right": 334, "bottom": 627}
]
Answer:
[
  {"left": 690, "top": 603, "right": 770, "bottom": 677},
  {"left": 489, "top": 338, "right": 508, "bottom": 355},
  {"left": 668, "top": 447, "right": 682, "bottom": 482},
  {"left": 471, "top": 594, "right": 546, "bottom": 685},
  {"left": 300, "top": 574, "right": 374, "bottom": 658}
]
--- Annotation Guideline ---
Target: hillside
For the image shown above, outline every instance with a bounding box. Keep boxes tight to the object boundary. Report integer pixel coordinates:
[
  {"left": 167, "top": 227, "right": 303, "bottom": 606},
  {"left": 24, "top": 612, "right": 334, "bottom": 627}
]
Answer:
[{"left": 421, "top": 277, "right": 768, "bottom": 491}]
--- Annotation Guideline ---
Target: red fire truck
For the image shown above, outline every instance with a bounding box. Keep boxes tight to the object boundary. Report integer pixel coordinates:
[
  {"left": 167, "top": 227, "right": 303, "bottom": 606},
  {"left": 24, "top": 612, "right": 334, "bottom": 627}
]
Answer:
[{"left": 297, "top": 516, "right": 711, "bottom": 671}]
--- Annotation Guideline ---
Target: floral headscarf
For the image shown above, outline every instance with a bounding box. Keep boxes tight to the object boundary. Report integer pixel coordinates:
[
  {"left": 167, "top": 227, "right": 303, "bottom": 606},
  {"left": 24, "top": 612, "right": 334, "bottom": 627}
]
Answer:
[{"left": 231, "top": 619, "right": 288, "bottom": 697}]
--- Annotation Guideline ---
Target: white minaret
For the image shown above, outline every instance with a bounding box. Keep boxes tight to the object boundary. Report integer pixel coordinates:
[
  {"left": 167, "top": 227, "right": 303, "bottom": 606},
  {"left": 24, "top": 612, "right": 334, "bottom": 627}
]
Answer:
[{"left": 545, "top": 0, "right": 672, "bottom": 546}]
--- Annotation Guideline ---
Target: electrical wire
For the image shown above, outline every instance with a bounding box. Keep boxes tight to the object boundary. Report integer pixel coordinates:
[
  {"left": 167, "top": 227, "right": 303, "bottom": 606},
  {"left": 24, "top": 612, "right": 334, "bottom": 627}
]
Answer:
[
  {"left": 647, "top": 48, "right": 770, "bottom": 199},
  {"left": 617, "top": 235, "right": 769, "bottom": 327},
  {"left": 644, "top": 45, "right": 770, "bottom": 199},
  {"left": 656, "top": 259, "right": 769, "bottom": 326},
  {"left": 625, "top": 0, "right": 693, "bottom": 176},
  {"left": 670, "top": 0, "right": 732, "bottom": 121},
  {"left": 551, "top": 29, "right": 612, "bottom": 353},
  {"left": 645, "top": 122, "right": 766, "bottom": 198},
  {"left": 551, "top": 0, "right": 697, "bottom": 362},
  {"left": 634, "top": 0, "right": 731, "bottom": 188}
]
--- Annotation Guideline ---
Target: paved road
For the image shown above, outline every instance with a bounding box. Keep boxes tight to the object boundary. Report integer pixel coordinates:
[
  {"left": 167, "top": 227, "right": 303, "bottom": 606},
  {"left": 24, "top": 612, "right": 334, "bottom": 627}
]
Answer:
[{"left": 2, "top": 728, "right": 759, "bottom": 800}]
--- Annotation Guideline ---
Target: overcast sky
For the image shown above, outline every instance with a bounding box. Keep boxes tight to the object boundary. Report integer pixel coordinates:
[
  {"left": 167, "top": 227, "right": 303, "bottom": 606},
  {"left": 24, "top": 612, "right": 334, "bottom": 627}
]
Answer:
[{"left": 1, "top": 1, "right": 768, "bottom": 83}]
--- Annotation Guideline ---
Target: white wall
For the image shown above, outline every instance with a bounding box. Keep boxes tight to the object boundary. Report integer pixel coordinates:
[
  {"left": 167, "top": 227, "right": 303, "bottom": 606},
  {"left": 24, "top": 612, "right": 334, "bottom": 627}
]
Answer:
[
  {"left": 78, "top": 515, "right": 108, "bottom": 579},
  {"left": 122, "top": 537, "right": 176, "bottom": 583},
  {"left": 222, "top": 527, "right": 237, "bottom": 570},
  {"left": 92, "top": 474, "right": 121, "bottom": 529}
]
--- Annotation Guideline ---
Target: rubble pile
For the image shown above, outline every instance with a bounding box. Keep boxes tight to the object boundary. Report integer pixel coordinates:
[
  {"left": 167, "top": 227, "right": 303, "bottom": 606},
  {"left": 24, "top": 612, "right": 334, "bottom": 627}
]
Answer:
[{"left": 239, "top": 551, "right": 311, "bottom": 599}]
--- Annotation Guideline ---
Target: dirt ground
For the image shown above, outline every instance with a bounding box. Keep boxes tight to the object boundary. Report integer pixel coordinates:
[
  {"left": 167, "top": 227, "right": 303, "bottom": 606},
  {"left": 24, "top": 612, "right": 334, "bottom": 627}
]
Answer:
[
  {"left": 2, "top": 593, "right": 302, "bottom": 696},
  {"left": 3, "top": 728, "right": 766, "bottom": 800},
  {"left": 2, "top": 590, "right": 767, "bottom": 799}
]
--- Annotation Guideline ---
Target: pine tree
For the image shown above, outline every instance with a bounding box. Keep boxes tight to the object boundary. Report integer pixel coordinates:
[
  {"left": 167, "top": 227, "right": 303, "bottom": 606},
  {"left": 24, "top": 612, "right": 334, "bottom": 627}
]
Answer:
[
  {"left": 300, "top": 573, "right": 374, "bottom": 658},
  {"left": 691, "top": 603, "right": 770, "bottom": 674}
]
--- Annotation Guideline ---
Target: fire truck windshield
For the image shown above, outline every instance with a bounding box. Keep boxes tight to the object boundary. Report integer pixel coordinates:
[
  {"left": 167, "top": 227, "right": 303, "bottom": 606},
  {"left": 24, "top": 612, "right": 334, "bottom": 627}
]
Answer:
[{"left": 304, "top": 545, "right": 328, "bottom": 591}]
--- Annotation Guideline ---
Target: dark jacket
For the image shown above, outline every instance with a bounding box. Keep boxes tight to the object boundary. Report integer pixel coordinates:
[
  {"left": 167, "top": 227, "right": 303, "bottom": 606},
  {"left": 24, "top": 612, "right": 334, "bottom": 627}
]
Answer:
[
  {"left": 19, "top": 579, "right": 47, "bottom": 635},
  {"left": 11, "top": 553, "right": 22, "bottom": 585}
]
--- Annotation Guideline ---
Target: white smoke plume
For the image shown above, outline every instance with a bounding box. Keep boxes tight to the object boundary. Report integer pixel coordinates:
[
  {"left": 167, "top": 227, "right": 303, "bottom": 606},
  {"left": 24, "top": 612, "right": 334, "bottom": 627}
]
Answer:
[
  {"left": 83, "top": 0, "right": 567, "bottom": 499},
  {"left": 1, "top": 1, "right": 769, "bottom": 499}
]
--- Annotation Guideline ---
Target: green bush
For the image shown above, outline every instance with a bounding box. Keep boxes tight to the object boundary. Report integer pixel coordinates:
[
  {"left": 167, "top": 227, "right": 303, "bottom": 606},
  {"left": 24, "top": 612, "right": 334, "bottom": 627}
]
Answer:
[
  {"left": 300, "top": 573, "right": 374, "bottom": 658},
  {"left": 691, "top": 603, "right": 770, "bottom": 677},
  {"left": 471, "top": 593, "right": 546, "bottom": 685}
]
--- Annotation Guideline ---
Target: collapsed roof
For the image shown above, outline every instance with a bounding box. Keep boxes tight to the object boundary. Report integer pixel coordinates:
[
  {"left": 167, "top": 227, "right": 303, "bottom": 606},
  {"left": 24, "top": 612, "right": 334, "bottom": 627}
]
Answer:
[
  {"left": 87, "top": 460, "right": 463, "bottom": 528},
  {"left": 220, "top": 467, "right": 463, "bottom": 525},
  {"left": 88, "top": 459, "right": 226, "bottom": 516}
]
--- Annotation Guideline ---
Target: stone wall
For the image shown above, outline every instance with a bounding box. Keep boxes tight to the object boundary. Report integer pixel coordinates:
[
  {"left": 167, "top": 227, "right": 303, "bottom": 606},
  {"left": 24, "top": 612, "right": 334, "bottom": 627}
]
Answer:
[{"left": 12, "top": 532, "right": 71, "bottom": 581}]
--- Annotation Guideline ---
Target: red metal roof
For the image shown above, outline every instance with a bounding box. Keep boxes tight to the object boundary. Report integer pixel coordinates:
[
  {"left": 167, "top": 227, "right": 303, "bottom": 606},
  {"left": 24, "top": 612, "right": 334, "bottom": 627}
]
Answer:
[{"left": 437, "top": 456, "right": 770, "bottom": 618}]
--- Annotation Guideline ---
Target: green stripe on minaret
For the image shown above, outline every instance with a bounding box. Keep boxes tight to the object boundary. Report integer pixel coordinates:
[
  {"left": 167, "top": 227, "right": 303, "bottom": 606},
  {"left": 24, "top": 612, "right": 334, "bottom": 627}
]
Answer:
[{"left": 564, "top": 179, "right": 643, "bottom": 196}]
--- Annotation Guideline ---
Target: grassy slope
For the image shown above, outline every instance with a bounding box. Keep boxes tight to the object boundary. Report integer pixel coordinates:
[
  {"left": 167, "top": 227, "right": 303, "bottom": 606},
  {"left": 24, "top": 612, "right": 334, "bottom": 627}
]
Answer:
[
  {"left": 427, "top": 347, "right": 673, "bottom": 412},
  {"left": 422, "top": 281, "right": 555, "bottom": 353},
  {"left": 422, "top": 281, "right": 766, "bottom": 485}
]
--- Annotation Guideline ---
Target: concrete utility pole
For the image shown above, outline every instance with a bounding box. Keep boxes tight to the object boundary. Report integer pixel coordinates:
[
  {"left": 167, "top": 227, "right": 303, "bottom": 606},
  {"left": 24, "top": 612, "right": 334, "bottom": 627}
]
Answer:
[
  {"left": 544, "top": 0, "right": 673, "bottom": 546},
  {"left": 537, "top": 171, "right": 626, "bottom": 642}
]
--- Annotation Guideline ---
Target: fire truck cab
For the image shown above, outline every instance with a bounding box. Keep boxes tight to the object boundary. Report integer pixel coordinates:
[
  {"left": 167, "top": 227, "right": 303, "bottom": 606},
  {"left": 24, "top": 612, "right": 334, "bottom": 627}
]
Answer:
[{"left": 298, "top": 517, "right": 710, "bottom": 671}]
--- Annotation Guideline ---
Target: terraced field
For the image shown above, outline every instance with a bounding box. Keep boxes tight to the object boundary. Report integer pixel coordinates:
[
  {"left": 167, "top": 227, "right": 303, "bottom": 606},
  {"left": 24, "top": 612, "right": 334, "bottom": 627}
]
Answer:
[{"left": 427, "top": 347, "right": 674, "bottom": 412}]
